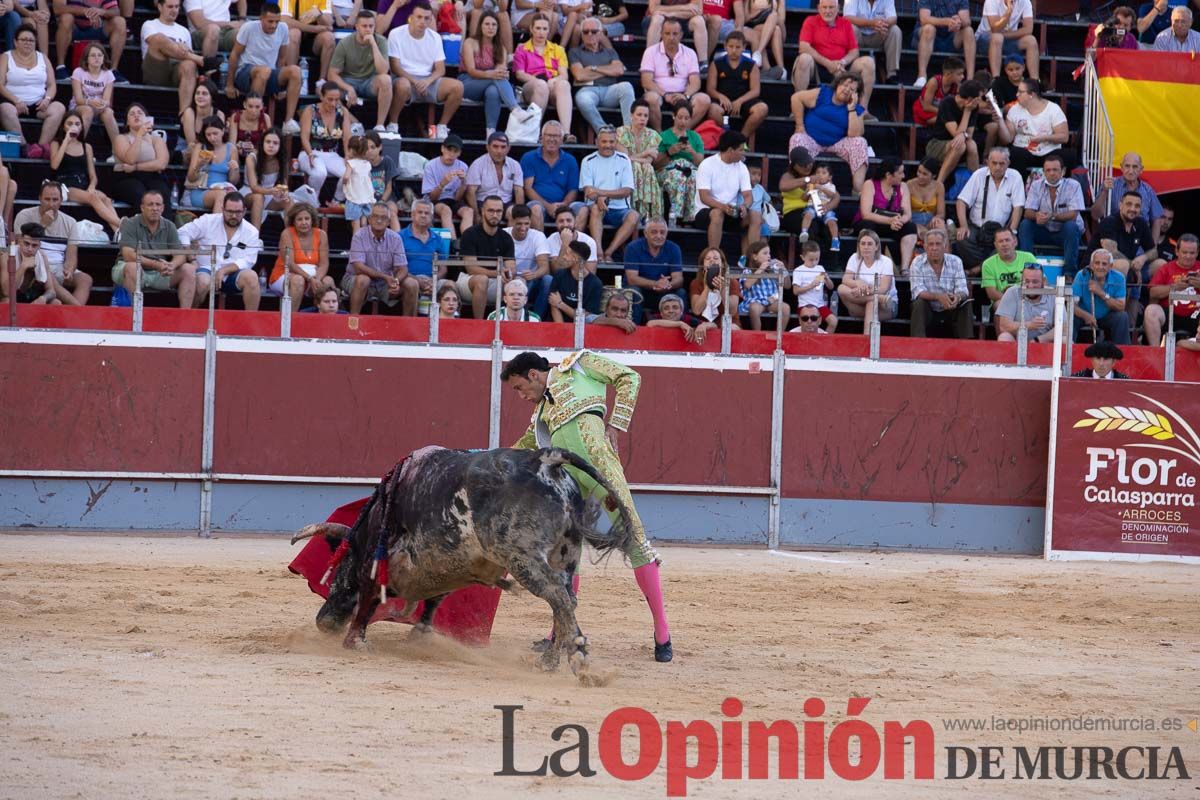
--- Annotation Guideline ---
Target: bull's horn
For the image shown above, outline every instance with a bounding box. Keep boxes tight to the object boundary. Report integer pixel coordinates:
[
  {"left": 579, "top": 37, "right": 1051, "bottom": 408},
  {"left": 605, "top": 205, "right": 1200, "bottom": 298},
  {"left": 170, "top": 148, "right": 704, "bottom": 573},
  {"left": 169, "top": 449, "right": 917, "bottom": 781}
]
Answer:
[{"left": 291, "top": 522, "right": 352, "bottom": 545}]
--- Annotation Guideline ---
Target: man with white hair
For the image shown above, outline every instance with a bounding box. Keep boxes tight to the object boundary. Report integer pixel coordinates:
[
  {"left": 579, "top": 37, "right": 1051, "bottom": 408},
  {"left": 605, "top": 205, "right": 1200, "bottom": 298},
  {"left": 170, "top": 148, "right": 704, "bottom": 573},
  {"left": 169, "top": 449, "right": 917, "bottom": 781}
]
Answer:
[
  {"left": 1071, "top": 248, "right": 1130, "bottom": 345},
  {"left": 1154, "top": 6, "right": 1200, "bottom": 51},
  {"left": 569, "top": 17, "right": 635, "bottom": 134},
  {"left": 487, "top": 277, "right": 541, "bottom": 321},
  {"left": 794, "top": 0, "right": 878, "bottom": 110}
]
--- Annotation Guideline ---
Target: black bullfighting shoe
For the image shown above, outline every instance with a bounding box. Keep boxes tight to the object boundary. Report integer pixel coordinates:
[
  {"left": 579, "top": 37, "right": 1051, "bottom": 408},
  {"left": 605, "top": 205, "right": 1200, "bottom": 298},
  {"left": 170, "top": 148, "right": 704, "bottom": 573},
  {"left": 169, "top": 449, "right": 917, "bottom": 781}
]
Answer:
[{"left": 654, "top": 638, "right": 673, "bottom": 663}]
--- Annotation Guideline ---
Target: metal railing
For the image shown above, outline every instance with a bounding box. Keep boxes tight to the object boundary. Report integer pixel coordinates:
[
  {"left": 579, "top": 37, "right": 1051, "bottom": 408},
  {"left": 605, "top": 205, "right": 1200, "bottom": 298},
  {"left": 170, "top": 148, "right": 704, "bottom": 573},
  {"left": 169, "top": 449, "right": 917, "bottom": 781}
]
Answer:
[{"left": 1081, "top": 50, "right": 1116, "bottom": 205}]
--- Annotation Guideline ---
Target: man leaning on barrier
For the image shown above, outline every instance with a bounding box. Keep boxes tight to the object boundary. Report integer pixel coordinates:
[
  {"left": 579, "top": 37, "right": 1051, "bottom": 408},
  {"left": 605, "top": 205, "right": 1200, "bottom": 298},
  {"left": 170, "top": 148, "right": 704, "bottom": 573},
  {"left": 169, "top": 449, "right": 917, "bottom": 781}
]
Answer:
[{"left": 112, "top": 190, "right": 198, "bottom": 309}]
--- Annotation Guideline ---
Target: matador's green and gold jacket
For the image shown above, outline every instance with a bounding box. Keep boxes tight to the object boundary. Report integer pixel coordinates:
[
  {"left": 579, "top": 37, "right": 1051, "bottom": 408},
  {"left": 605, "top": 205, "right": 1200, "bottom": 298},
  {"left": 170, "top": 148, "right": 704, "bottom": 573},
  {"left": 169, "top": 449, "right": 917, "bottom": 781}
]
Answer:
[{"left": 514, "top": 350, "right": 641, "bottom": 448}]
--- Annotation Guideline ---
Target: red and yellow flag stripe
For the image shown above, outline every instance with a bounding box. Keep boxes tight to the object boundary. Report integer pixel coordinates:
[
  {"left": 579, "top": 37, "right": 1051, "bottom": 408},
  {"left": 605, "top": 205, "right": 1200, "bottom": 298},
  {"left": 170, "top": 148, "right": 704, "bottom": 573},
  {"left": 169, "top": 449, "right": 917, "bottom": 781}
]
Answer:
[{"left": 1095, "top": 51, "right": 1200, "bottom": 194}]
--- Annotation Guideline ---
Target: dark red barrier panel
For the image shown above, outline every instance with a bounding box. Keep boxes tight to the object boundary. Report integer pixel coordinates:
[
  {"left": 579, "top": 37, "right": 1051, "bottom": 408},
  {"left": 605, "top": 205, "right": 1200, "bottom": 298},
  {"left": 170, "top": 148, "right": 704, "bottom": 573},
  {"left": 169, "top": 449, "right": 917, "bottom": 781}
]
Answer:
[
  {"left": 499, "top": 362, "right": 773, "bottom": 486},
  {"left": 212, "top": 352, "right": 491, "bottom": 477},
  {"left": 1047, "top": 378, "right": 1200, "bottom": 560},
  {"left": 0, "top": 342, "right": 204, "bottom": 473},
  {"left": 780, "top": 371, "right": 1050, "bottom": 506},
  {"left": 13, "top": 305, "right": 1200, "bottom": 381}
]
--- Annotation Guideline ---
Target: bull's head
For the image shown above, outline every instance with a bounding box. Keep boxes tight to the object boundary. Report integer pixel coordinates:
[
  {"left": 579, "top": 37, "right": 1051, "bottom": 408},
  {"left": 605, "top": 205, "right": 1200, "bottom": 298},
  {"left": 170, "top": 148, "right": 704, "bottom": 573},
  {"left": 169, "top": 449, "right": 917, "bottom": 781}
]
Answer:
[{"left": 293, "top": 521, "right": 366, "bottom": 633}]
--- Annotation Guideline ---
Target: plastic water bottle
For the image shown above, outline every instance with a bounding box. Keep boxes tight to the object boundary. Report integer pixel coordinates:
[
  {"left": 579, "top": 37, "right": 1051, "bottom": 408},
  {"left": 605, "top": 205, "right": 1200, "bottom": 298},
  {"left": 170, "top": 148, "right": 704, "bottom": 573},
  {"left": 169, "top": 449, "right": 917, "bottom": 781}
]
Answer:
[
  {"left": 218, "top": 53, "right": 228, "bottom": 85},
  {"left": 299, "top": 57, "right": 309, "bottom": 94},
  {"left": 722, "top": 114, "right": 729, "bottom": 129},
  {"left": 668, "top": 207, "right": 678, "bottom": 229}
]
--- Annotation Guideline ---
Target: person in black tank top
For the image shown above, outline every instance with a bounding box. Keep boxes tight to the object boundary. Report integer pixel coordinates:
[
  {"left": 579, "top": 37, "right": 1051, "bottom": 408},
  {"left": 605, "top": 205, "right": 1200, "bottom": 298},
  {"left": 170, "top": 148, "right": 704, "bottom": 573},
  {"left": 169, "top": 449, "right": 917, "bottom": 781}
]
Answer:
[
  {"left": 49, "top": 111, "right": 123, "bottom": 235},
  {"left": 704, "top": 32, "right": 768, "bottom": 137}
]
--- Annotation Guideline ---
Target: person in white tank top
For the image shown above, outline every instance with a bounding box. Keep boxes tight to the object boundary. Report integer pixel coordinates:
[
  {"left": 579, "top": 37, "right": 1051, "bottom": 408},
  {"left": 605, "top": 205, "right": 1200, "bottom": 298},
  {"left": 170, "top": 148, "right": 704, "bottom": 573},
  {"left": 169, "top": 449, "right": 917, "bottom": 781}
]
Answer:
[{"left": 0, "top": 25, "right": 67, "bottom": 158}]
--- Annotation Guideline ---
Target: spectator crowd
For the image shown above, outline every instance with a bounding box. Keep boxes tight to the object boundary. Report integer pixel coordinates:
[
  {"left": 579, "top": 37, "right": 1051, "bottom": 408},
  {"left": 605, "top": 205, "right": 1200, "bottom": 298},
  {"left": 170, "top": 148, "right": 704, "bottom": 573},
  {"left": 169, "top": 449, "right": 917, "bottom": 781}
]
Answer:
[{"left": 0, "top": 0, "right": 1197, "bottom": 350}]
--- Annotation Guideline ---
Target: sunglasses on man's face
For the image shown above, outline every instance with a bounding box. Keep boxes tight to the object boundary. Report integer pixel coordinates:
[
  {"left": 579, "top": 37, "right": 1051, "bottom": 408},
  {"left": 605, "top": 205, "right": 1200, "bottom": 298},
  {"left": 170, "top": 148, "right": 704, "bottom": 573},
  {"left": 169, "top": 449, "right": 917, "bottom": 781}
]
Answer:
[{"left": 799, "top": 315, "right": 820, "bottom": 322}]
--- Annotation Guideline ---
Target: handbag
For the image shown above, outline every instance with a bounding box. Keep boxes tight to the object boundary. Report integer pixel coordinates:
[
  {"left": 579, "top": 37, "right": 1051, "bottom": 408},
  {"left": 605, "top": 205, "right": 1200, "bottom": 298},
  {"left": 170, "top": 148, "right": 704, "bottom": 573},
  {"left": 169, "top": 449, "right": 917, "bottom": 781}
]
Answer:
[
  {"left": 762, "top": 199, "right": 781, "bottom": 234},
  {"left": 505, "top": 102, "right": 543, "bottom": 144}
]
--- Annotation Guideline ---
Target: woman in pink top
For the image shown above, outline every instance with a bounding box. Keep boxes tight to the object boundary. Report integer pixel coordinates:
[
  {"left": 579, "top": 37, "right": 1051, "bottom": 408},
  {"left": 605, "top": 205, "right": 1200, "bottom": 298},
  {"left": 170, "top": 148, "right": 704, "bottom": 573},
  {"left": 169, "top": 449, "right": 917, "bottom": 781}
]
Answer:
[{"left": 512, "top": 14, "right": 574, "bottom": 141}]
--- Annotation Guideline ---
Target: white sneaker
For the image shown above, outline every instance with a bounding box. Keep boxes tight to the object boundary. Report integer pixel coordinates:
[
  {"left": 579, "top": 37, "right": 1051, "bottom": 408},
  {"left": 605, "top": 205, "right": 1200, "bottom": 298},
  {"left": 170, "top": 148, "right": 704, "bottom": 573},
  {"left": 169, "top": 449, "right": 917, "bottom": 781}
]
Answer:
[
  {"left": 385, "top": 122, "right": 399, "bottom": 134},
  {"left": 913, "top": 76, "right": 928, "bottom": 90},
  {"left": 373, "top": 124, "right": 387, "bottom": 133},
  {"left": 435, "top": 124, "right": 450, "bottom": 139},
  {"left": 281, "top": 119, "right": 301, "bottom": 136},
  {"left": 314, "top": 79, "right": 325, "bottom": 94},
  {"left": 752, "top": 51, "right": 763, "bottom": 66}
]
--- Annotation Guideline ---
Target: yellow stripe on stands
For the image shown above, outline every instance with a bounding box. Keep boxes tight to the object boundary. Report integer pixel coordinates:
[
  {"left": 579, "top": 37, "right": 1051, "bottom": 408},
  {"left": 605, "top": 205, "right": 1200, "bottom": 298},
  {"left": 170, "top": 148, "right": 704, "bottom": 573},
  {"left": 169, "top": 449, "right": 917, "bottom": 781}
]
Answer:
[{"left": 1098, "top": 76, "right": 1200, "bottom": 173}]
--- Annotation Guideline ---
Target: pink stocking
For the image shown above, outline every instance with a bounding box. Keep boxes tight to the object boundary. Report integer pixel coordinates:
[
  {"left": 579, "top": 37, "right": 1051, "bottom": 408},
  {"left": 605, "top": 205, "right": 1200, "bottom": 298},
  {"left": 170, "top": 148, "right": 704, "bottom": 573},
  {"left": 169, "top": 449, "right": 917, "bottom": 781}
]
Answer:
[
  {"left": 634, "top": 562, "right": 670, "bottom": 645},
  {"left": 547, "top": 573, "right": 582, "bottom": 639}
]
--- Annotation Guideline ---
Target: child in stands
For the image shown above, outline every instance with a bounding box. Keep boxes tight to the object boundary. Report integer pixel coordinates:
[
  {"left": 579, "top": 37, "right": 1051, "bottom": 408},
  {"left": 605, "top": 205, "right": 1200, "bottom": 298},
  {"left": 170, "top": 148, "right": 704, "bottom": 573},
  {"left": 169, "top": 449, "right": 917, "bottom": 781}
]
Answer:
[
  {"left": 342, "top": 134, "right": 377, "bottom": 233},
  {"left": 912, "top": 56, "right": 964, "bottom": 128},
  {"left": 790, "top": 239, "right": 837, "bottom": 333},
  {"left": 798, "top": 163, "right": 840, "bottom": 251}
]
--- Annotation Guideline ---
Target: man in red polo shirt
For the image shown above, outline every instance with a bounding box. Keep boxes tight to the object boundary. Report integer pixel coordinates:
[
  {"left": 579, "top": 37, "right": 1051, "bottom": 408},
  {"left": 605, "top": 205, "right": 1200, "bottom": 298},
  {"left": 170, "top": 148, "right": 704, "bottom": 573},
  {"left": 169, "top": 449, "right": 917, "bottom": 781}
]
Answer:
[
  {"left": 792, "top": 0, "right": 878, "bottom": 115},
  {"left": 1143, "top": 233, "right": 1199, "bottom": 346}
]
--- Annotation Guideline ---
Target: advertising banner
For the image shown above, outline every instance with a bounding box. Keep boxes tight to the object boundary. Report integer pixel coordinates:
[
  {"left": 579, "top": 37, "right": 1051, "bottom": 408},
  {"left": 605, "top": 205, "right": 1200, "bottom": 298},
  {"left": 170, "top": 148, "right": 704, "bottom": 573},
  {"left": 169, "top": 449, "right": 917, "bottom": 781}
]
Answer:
[{"left": 1046, "top": 378, "right": 1200, "bottom": 563}]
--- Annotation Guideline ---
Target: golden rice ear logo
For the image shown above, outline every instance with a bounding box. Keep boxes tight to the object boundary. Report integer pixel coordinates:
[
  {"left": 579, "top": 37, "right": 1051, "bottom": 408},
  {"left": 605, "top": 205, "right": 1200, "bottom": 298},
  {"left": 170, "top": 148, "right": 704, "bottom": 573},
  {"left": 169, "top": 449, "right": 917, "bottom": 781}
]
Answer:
[{"left": 1073, "top": 392, "right": 1200, "bottom": 468}]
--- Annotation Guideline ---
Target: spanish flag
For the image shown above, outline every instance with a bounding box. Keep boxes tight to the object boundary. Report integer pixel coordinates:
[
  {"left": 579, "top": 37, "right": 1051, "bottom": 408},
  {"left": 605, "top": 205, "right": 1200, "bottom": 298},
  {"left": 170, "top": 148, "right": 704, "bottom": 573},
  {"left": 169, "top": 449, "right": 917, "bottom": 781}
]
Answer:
[{"left": 1096, "top": 51, "right": 1200, "bottom": 194}]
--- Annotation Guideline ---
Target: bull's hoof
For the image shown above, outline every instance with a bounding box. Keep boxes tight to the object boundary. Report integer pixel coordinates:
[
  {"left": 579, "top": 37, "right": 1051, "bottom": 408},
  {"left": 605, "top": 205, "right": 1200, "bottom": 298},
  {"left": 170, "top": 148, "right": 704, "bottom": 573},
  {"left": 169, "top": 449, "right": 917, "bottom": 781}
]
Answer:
[
  {"left": 342, "top": 627, "right": 370, "bottom": 651},
  {"left": 408, "top": 622, "right": 434, "bottom": 639},
  {"left": 654, "top": 638, "right": 673, "bottom": 663},
  {"left": 530, "top": 637, "right": 553, "bottom": 653}
]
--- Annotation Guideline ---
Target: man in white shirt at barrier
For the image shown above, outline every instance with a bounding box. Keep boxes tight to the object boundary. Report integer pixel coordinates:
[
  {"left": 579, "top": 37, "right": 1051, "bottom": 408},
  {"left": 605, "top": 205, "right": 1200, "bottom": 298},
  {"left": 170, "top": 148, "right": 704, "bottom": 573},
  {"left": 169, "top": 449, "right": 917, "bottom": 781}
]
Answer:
[
  {"left": 179, "top": 190, "right": 264, "bottom": 310},
  {"left": 995, "top": 263, "right": 1054, "bottom": 343},
  {"left": 387, "top": 3, "right": 463, "bottom": 138},
  {"left": 692, "top": 129, "right": 759, "bottom": 250}
]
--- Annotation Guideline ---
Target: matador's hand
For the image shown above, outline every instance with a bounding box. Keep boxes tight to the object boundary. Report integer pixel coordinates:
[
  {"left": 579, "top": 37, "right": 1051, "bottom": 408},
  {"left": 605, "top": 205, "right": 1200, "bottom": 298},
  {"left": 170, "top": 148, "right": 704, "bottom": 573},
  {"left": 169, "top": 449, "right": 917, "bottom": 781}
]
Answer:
[{"left": 605, "top": 424, "right": 620, "bottom": 456}]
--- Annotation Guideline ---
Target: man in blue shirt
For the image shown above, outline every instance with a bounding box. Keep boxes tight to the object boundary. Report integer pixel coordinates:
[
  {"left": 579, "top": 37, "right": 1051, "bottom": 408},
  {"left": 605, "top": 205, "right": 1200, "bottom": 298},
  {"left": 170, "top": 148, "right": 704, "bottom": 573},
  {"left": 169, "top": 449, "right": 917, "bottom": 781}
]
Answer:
[
  {"left": 398, "top": 199, "right": 449, "bottom": 313},
  {"left": 1072, "top": 249, "right": 1130, "bottom": 345},
  {"left": 519, "top": 121, "right": 580, "bottom": 233},
  {"left": 577, "top": 126, "right": 641, "bottom": 262},
  {"left": 1090, "top": 152, "right": 1166, "bottom": 241},
  {"left": 623, "top": 216, "right": 684, "bottom": 322}
]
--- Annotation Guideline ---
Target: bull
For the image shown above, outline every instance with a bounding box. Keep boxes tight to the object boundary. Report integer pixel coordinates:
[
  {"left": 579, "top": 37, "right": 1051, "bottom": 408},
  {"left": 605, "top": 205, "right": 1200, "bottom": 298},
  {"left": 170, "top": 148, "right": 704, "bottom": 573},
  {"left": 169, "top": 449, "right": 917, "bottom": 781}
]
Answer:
[{"left": 292, "top": 446, "right": 633, "bottom": 678}]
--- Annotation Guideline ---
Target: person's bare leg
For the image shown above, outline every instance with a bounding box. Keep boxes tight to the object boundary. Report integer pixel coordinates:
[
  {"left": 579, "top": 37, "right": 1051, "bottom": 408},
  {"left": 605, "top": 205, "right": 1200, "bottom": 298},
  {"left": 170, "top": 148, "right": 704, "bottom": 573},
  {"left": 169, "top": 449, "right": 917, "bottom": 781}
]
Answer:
[
  {"left": 281, "top": 65, "right": 302, "bottom": 122},
  {"left": 916, "top": 24, "right": 935, "bottom": 81},
  {"left": 106, "top": 16, "right": 127, "bottom": 72},
  {"left": 401, "top": 275, "right": 418, "bottom": 315},
  {"left": 349, "top": 274, "right": 370, "bottom": 314},
  {"left": 707, "top": 207, "right": 723, "bottom": 249},
  {"left": 469, "top": 274, "right": 488, "bottom": 318},
  {"left": 606, "top": 210, "right": 640, "bottom": 258},
  {"left": 237, "top": 268, "right": 260, "bottom": 311},
  {"left": 439, "top": 79, "right": 463, "bottom": 125}
]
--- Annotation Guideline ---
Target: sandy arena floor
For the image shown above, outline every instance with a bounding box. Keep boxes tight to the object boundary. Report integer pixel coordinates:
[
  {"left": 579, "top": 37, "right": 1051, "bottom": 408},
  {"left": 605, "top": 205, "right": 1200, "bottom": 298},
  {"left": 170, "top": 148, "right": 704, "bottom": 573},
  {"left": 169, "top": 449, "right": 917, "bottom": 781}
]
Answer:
[{"left": 0, "top": 533, "right": 1197, "bottom": 799}]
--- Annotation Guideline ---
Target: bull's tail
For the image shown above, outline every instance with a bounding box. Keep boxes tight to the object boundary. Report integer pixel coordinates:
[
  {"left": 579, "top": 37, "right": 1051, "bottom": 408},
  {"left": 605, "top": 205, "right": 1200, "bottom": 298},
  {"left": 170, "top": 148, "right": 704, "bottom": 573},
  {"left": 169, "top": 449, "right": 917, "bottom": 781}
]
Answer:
[{"left": 542, "top": 448, "right": 635, "bottom": 564}]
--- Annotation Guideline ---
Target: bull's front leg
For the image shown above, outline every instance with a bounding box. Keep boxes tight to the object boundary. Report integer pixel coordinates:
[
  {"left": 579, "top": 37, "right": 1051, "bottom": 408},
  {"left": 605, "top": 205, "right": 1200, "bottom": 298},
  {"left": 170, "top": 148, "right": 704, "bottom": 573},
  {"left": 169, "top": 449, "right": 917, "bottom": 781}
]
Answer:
[{"left": 342, "top": 575, "right": 383, "bottom": 650}]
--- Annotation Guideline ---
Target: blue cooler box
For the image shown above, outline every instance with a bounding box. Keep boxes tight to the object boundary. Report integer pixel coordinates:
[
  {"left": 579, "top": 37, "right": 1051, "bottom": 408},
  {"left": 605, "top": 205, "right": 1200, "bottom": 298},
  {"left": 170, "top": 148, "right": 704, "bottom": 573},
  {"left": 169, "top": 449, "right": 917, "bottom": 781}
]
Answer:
[
  {"left": 442, "top": 34, "right": 462, "bottom": 67},
  {"left": 0, "top": 132, "right": 22, "bottom": 159}
]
